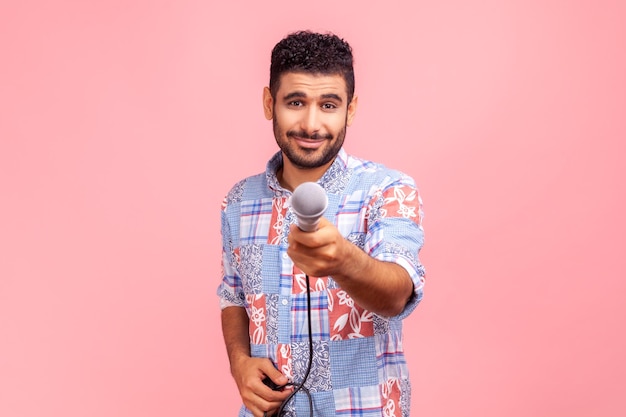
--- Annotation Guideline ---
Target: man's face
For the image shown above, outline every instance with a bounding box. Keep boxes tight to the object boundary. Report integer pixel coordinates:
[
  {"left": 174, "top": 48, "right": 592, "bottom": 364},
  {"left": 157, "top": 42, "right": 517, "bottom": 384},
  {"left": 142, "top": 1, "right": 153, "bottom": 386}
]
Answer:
[{"left": 264, "top": 72, "right": 357, "bottom": 170}]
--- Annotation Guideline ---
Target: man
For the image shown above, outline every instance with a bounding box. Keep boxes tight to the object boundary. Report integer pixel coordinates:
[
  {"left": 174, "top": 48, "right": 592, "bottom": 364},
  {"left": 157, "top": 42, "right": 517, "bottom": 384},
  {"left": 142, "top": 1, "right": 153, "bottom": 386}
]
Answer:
[{"left": 217, "top": 31, "right": 425, "bottom": 417}]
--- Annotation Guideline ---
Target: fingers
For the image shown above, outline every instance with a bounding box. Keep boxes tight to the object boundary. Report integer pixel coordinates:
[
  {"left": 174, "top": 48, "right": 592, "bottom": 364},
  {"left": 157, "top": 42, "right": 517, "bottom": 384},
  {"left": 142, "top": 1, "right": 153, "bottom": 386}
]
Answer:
[
  {"left": 289, "top": 218, "right": 333, "bottom": 244},
  {"left": 235, "top": 358, "right": 291, "bottom": 417},
  {"left": 288, "top": 219, "right": 347, "bottom": 277},
  {"left": 247, "top": 386, "right": 291, "bottom": 417},
  {"left": 259, "top": 363, "right": 289, "bottom": 388}
]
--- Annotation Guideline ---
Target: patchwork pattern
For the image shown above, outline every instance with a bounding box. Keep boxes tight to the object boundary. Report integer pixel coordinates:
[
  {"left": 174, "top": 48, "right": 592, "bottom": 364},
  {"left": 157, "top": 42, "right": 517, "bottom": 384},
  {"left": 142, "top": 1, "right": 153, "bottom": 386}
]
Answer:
[
  {"left": 291, "top": 291, "right": 330, "bottom": 342},
  {"left": 292, "top": 340, "right": 331, "bottom": 392},
  {"left": 328, "top": 289, "right": 375, "bottom": 340},
  {"left": 268, "top": 196, "right": 289, "bottom": 245},
  {"left": 217, "top": 149, "right": 426, "bottom": 416},
  {"left": 334, "top": 385, "right": 382, "bottom": 416},
  {"left": 381, "top": 378, "right": 403, "bottom": 417},
  {"left": 246, "top": 293, "right": 267, "bottom": 345}
]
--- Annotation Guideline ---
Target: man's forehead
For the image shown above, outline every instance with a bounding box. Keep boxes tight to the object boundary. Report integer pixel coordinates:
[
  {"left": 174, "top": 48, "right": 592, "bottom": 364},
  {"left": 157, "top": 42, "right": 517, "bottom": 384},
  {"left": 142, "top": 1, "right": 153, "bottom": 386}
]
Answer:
[{"left": 277, "top": 72, "right": 347, "bottom": 98}]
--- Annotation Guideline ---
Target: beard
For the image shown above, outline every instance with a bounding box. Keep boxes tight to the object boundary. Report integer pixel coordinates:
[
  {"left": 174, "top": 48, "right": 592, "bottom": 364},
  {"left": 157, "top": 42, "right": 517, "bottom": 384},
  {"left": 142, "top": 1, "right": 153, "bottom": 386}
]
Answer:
[{"left": 272, "top": 116, "right": 346, "bottom": 169}]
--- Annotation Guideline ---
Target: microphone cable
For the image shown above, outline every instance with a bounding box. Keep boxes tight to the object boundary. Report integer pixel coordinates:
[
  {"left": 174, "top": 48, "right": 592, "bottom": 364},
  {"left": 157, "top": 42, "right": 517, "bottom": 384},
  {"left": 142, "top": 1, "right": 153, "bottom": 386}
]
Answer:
[{"left": 273, "top": 274, "right": 314, "bottom": 417}]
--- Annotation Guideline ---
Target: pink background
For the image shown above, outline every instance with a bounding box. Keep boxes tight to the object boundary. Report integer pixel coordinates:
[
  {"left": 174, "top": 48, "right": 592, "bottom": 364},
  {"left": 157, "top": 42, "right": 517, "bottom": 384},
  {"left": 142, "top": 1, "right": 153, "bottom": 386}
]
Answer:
[{"left": 1, "top": 1, "right": 625, "bottom": 416}]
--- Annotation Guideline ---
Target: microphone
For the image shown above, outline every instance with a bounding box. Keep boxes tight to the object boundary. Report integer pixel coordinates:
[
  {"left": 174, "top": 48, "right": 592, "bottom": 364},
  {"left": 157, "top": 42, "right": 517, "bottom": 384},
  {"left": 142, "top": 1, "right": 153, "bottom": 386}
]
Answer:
[
  {"left": 283, "top": 182, "right": 325, "bottom": 416},
  {"left": 290, "top": 182, "right": 328, "bottom": 232}
]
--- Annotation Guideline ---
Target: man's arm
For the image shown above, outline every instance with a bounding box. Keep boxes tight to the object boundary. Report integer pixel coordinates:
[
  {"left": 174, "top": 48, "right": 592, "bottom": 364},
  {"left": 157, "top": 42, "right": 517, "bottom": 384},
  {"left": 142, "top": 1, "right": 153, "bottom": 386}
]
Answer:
[
  {"left": 221, "top": 306, "right": 253, "bottom": 375},
  {"left": 221, "top": 306, "right": 291, "bottom": 416},
  {"left": 287, "top": 218, "right": 414, "bottom": 317}
]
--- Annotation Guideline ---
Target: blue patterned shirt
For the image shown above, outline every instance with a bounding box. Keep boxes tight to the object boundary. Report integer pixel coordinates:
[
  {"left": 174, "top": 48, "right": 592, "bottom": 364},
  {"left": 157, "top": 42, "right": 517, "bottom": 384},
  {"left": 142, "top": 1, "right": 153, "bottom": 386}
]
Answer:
[{"left": 217, "top": 148, "right": 425, "bottom": 417}]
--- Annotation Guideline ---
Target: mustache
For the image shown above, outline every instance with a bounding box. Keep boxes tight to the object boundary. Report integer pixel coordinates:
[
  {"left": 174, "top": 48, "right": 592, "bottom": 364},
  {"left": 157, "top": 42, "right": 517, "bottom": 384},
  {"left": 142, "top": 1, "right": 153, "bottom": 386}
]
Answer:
[{"left": 287, "top": 130, "right": 333, "bottom": 140}]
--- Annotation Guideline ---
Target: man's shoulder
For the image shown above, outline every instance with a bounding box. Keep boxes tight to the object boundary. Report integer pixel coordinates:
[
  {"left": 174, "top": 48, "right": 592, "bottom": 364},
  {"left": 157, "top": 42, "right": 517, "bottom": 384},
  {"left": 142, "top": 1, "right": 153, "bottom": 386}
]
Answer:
[
  {"left": 229, "top": 172, "right": 266, "bottom": 189},
  {"left": 223, "top": 172, "right": 271, "bottom": 206},
  {"left": 346, "top": 153, "right": 417, "bottom": 189}
]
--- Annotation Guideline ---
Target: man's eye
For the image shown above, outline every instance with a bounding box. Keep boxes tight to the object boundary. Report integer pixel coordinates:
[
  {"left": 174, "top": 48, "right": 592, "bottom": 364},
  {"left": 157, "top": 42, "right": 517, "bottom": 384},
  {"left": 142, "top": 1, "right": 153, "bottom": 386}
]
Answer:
[
  {"left": 288, "top": 101, "right": 303, "bottom": 107},
  {"left": 322, "top": 103, "right": 337, "bottom": 110}
]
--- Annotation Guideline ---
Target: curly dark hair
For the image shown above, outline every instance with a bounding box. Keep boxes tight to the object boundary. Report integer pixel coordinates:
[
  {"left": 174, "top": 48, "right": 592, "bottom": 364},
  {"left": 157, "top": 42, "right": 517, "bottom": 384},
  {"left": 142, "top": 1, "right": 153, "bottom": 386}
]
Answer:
[{"left": 269, "top": 31, "right": 355, "bottom": 103}]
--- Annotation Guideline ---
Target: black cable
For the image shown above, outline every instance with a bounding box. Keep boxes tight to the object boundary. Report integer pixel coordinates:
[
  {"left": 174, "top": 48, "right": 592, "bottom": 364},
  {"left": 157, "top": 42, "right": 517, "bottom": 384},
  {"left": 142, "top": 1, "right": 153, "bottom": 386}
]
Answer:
[{"left": 274, "top": 274, "right": 314, "bottom": 417}]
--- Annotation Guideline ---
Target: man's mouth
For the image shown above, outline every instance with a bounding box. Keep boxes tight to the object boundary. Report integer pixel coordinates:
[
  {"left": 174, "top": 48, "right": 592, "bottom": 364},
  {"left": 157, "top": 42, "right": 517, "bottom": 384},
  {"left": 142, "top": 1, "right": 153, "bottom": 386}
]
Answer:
[
  {"left": 289, "top": 131, "right": 332, "bottom": 148},
  {"left": 293, "top": 137, "right": 325, "bottom": 149}
]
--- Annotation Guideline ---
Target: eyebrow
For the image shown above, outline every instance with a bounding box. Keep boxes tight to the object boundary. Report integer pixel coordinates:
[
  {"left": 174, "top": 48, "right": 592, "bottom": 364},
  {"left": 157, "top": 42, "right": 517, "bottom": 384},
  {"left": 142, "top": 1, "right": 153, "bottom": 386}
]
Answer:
[{"left": 283, "top": 91, "right": 344, "bottom": 103}]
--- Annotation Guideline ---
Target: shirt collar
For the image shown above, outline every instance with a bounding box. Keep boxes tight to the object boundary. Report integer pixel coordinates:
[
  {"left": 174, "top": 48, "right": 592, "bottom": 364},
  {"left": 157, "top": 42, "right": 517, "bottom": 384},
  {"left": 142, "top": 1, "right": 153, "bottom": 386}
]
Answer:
[{"left": 266, "top": 147, "right": 349, "bottom": 195}]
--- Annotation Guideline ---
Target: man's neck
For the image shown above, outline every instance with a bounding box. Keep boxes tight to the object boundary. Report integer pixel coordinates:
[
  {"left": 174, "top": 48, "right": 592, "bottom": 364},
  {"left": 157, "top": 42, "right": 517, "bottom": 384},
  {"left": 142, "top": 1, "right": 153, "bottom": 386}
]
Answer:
[{"left": 277, "top": 156, "right": 334, "bottom": 192}]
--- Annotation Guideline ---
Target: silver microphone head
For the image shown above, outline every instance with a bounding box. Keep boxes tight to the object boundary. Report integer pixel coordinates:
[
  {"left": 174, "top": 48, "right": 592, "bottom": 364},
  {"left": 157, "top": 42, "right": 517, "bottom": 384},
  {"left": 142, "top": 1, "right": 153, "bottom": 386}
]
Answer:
[{"left": 290, "top": 182, "right": 328, "bottom": 232}]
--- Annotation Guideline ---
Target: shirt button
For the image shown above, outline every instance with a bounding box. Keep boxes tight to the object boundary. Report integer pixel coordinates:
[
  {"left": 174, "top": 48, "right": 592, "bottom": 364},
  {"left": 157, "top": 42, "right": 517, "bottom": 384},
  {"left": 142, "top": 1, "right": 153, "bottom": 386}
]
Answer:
[
  {"left": 282, "top": 253, "right": 289, "bottom": 259},
  {"left": 281, "top": 299, "right": 288, "bottom": 306}
]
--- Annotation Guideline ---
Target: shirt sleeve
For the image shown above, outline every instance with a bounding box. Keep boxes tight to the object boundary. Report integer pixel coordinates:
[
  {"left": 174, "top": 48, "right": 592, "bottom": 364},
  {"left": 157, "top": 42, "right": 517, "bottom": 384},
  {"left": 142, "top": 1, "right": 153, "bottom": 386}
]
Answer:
[
  {"left": 216, "top": 198, "right": 246, "bottom": 310},
  {"left": 365, "top": 173, "right": 426, "bottom": 319}
]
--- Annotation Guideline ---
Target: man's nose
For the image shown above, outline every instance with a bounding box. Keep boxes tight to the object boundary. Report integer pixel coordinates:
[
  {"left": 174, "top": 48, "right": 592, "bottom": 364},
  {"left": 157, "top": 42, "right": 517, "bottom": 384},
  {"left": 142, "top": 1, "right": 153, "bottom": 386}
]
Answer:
[{"left": 301, "top": 106, "right": 322, "bottom": 134}]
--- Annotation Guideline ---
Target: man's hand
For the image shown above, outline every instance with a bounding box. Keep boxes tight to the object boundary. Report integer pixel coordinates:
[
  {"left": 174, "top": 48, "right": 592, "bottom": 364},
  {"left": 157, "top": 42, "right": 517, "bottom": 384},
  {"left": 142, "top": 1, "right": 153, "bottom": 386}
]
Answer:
[
  {"left": 222, "top": 307, "right": 292, "bottom": 416},
  {"left": 287, "top": 217, "right": 349, "bottom": 278},
  {"left": 231, "top": 355, "right": 292, "bottom": 417}
]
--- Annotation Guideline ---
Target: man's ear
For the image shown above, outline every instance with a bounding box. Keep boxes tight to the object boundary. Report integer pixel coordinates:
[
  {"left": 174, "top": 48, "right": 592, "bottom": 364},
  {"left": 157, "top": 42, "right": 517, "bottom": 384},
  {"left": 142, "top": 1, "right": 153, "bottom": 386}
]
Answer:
[
  {"left": 346, "top": 95, "right": 358, "bottom": 126},
  {"left": 263, "top": 87, "right": 274, "bottom": 120}
]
